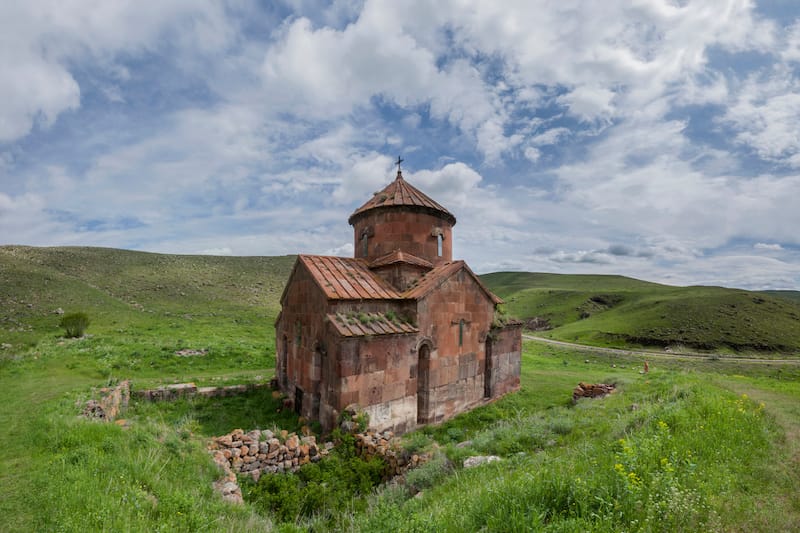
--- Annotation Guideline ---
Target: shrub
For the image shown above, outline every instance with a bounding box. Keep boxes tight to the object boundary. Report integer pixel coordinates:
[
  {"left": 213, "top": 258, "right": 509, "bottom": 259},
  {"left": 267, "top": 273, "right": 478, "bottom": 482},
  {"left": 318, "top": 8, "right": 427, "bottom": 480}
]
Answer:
[
  {"left": 59, "top": 312, "right": 90, "bottom": 338},
  {"left": 404, "top": 454, "right": 452, "bottom": 492},
  {"left": 401, "top": 432, "right": 433, "bottom": 454},
  {"left": 245, "top": 433, "right": 386, "bottom": 525}
]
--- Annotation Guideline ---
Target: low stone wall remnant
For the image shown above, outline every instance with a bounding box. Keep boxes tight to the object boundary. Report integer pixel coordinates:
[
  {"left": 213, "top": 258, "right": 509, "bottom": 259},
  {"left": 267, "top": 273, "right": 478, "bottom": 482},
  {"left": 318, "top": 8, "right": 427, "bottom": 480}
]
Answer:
[
  {"left": 209, "top": 428, "right": 330, "bottom": 484},
  {"left": 80, "top": 380, "right": 130, "bottom": 421},
  {"left": 209, "top": 426, "right": 431, "bottom": 503},
  {"left": 135, "top": 382, "right": 269, "bottom": 402}
]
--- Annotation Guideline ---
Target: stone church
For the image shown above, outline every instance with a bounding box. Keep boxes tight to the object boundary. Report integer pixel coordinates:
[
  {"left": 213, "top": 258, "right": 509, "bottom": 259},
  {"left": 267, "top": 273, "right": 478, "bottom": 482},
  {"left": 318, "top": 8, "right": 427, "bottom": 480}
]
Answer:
[{"left": 275, "top": 165, "right": 521, "bottom": 434}]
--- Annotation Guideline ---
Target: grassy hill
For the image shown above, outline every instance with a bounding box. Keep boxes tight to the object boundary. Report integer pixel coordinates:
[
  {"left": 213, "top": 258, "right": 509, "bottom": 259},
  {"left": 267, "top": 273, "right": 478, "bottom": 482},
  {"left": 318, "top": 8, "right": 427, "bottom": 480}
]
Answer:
[
  {"left": 765, "top": 290, "right": 800, "bottom": 304},
  {"left": 483, "top": 272, "right": 800, "bottom": 354},
  {"left": 4, "top": 246, "right": 800, "bottom": 357},
  {"left": 1, "top": 246, "right": 799, "bottom": 531},
  {"left": 1, "top": 245, "right": 295, "bottom": 361}
]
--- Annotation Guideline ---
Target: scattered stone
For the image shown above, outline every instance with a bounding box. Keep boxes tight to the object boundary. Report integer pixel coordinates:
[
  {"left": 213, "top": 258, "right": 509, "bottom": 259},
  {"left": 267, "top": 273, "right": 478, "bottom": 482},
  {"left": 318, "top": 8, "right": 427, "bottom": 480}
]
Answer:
[
  {"left": 463, "top": 455, "right": 501, "bottom": 468},
  {"left": 353, "top": 429, "right": 430, "bottom": 480},
  {"left": 174, "top": 349, "right": 208, "bottom": 357},
  {"left": 82, "top": 399, "right": 105, "bottom": 419},
  {"left": 339, "top": 403, "right": 368, "bottom": 433},
  {"left": 572, "top": 382, "right": 616, "bottom": 402},
  {"left": 216, "top": 481, "right": 243, "bottom": 505}
]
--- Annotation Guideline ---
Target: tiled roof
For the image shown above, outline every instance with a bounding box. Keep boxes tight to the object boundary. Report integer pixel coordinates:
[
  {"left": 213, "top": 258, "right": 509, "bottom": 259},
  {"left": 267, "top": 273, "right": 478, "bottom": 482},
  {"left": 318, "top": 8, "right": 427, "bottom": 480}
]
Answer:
[
  {"left": 369, "top": 249, "right": 433, "bottom": 269},
  {"left": 327, "top": 312, "right": 418, "bottom": 337},
  {"left": 299, "top": 255, "right": 401, "bottom": 300},
  {"left": 403, "top": 260, "right": 503, "bottom": 304},
  {"left": 294, "top": 254, "right": 502, "bottom": 305},
  {"left": 348, "top": 171, "right": 457, "bottom": 225}
]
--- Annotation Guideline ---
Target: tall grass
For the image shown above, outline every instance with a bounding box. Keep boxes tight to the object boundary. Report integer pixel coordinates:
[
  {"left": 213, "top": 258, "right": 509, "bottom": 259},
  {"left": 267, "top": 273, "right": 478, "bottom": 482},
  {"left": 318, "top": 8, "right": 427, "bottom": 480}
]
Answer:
[
  {"left": 3, "top": 341, "right": 797, "bottom": 532},
  {"left": 0, "top": 384, "right": 272, "bottom": 532},
  {"left": 355, "top": 374, "right": 782, "bottom": 532}
]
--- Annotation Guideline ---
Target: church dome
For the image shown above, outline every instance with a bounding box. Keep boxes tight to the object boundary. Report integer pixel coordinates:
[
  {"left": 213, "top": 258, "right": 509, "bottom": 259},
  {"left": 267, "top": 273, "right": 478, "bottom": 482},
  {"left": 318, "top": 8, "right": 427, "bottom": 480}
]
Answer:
[{"left": 348, "top": 170, "right": 456, "bottom": 226}]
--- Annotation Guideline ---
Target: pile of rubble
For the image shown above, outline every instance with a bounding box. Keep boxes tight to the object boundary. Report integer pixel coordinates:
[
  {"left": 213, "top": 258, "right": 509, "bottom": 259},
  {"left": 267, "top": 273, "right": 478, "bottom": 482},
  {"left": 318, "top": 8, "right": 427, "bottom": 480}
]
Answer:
[
  {"left": 354, "top": 430, "right": 428, "bottom": 480},
  {"left": 572, "top": 382, "right": 616, "bottom": 401}
]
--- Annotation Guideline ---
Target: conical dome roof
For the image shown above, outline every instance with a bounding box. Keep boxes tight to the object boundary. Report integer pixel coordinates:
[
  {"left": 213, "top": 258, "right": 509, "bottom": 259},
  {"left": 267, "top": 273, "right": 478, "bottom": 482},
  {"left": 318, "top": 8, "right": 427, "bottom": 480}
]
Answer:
[{"left": 348, "top": 170, "right": 456, "bottom": 226}]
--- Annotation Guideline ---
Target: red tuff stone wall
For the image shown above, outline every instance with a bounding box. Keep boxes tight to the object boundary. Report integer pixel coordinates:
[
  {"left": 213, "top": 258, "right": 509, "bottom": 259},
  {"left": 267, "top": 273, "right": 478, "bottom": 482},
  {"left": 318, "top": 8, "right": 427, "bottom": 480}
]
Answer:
[
  {"left": 275, "top": 264, "right": 331, "bottom": 418},
  {"left": 371, "top": 262, "right": 430, "bottom": 291},
  {"left": 352, "top": 209, "right": 453, "bottom": 265},
  {"left": 415, "top": 267, "right": 496, "bottom": 424},
  {"left": 323, "top": 332, "right": 418, "bottom": 433},
  {"left": 277, "top": 263, "right": 420, "bottom": 429},
  {"left": 487, "top": 323, "right": 522, "bottom": 397}
]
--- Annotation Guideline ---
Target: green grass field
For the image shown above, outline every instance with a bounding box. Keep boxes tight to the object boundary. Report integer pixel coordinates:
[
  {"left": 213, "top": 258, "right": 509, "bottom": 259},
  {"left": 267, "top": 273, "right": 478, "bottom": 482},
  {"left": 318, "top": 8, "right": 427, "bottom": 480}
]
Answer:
[{"left": 1, "top": 246, "right": 799, "bottom": 531}]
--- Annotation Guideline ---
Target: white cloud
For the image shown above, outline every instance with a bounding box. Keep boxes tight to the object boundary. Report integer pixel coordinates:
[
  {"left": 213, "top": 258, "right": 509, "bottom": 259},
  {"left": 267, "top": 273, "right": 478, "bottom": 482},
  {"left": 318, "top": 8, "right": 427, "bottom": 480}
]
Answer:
[
  {"left": 524, "top": 147, "right": 541, "bottom": 162},
  {"left": 530, "top": 128, "right": 571, "bottom": 147},
  {"left": 411, "top": 162, "right": 483, "bottom": 208},
  {"left": 324, "top": 242, "right": 354, "bottom": 256},
  {"left": 200, "top": 246, "right": 233, "bottom": 256},
  {"left": 557, "top": 86, "right": 616, "bottom": 123},
  {"left": 783, "top": 20, "right": 800, "bottom": 63},
  {"left": 722, "top": 67, "right": 800, "bottom": 167},
  {"left": 754, "top": 242, "right": 783, "bottom": 251},
  {"left": 1, "top": 0, "right": 798, "bottom": 291},
  {"left": 331, "top": 153, "right": 395, "bottom": 204},
  {"left": 0, "top": 0, "right": 236, "bottom": 143}
]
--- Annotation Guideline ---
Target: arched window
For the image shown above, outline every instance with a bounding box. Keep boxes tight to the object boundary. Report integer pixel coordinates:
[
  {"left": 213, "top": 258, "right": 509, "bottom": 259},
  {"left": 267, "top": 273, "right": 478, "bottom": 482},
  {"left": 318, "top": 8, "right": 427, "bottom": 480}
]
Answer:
[
  {"left": 417, "top": 343, "right": 431, "bottom": 424},
  {"left": 361, "top": 232, "right": 369, "bottom": 256},
  {"left": 437, "top": 233, "right": 443, "bottom": 256},
  {"left": 459, "top": 319, "right": 465, "bottom": 346},
  {"left": 280, "top": 335, "right": 288, "bottom": 388}
]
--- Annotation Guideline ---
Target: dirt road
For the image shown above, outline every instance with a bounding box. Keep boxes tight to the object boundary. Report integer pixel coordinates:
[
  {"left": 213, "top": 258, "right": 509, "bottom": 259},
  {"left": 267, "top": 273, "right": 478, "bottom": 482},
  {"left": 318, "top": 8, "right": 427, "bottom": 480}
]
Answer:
[{"left": 523, "top": 334, "right": 800, "bottom": 365}]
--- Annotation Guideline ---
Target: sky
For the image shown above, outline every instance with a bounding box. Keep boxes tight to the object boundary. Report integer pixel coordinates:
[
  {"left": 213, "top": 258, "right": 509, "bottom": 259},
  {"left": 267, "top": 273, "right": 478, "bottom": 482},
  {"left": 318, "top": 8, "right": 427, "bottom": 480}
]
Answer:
[{"left": 2, "top": 0, "right": 800, "bottom": 290}]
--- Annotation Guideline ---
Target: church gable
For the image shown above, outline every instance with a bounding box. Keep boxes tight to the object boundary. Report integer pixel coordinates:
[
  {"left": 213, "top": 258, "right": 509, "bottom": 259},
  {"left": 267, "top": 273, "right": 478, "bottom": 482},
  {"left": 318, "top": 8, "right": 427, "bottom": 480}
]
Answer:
[{"left": 404, "top": 261, "right": 503, "bottom": 305}]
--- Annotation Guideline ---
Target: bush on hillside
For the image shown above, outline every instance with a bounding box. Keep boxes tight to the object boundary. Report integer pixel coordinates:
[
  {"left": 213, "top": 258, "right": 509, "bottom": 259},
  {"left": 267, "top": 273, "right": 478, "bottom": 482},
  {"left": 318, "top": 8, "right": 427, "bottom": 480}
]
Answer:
[{"left": 59, "top": 312, "right": 90, "bottom": 338}]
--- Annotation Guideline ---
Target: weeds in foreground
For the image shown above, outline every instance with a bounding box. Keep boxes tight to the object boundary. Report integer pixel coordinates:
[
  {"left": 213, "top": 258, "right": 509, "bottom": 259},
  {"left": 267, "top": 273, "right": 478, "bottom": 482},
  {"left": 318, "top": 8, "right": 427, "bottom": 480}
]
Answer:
[
  {"left": 2, "top": 343, "right": 797, "bottom": 532},
  {"left": 353, "top": 377, "right": 780, "bottom": 532}
]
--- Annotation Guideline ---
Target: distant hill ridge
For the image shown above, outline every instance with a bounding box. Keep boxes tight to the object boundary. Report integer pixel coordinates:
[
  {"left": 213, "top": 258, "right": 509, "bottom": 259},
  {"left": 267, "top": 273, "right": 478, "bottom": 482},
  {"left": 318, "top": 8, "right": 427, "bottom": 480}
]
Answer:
[
  {"left": 483, "top": 271, "right": 800, "bottom": 354},
  {"left": 2, "top": 246, "right": 799, "bottom": 355}
]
